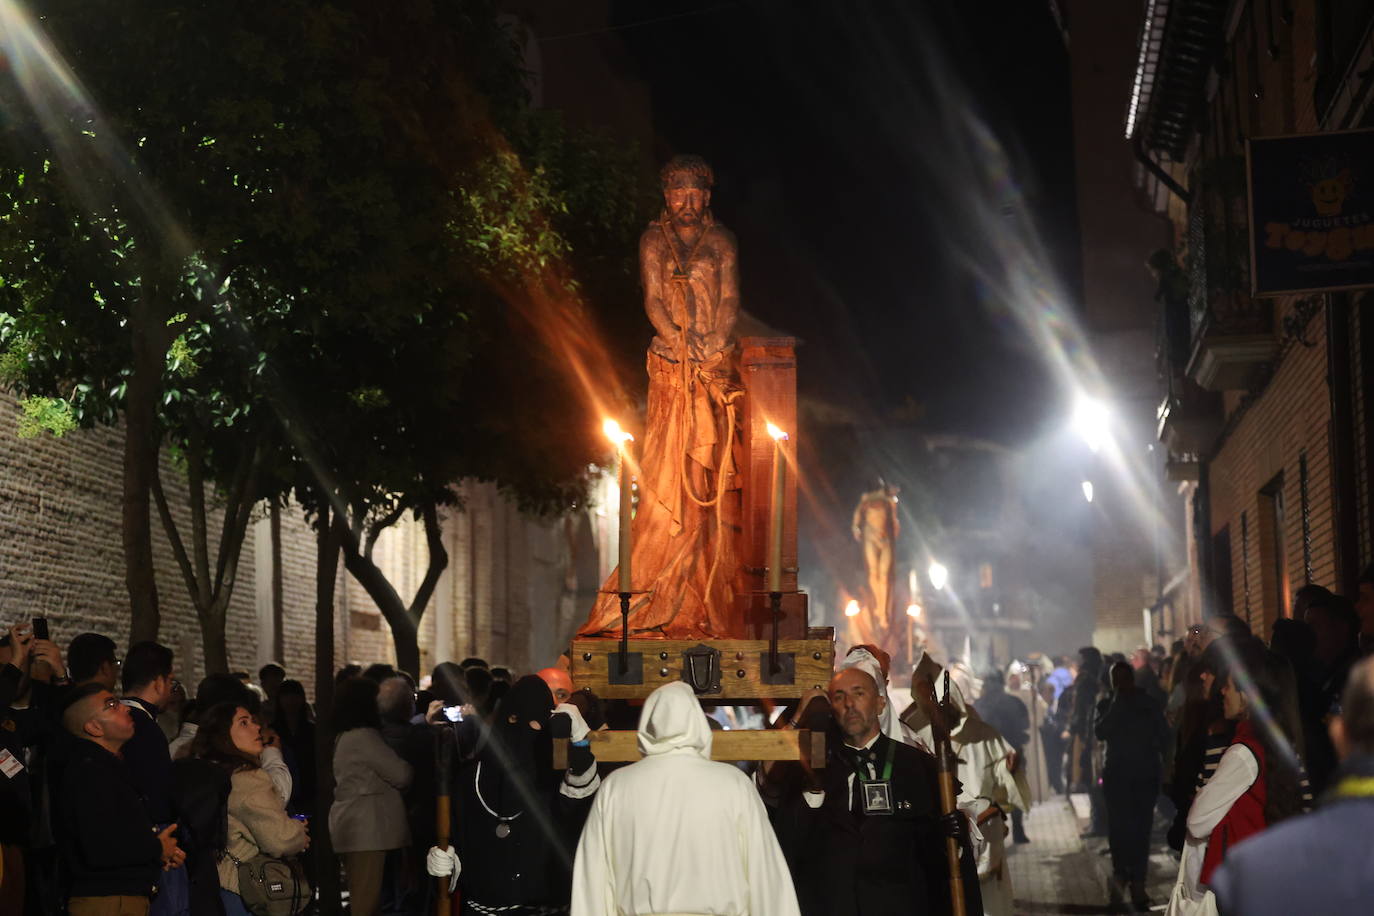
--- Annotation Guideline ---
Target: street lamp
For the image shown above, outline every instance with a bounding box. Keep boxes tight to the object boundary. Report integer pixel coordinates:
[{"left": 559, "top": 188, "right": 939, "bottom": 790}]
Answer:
[
  {"left": 1072, "top": 395, "right": 1110, "bottom": 453},
  {"left": 928, "top": 561, "right": 948, "bottom": 592}
]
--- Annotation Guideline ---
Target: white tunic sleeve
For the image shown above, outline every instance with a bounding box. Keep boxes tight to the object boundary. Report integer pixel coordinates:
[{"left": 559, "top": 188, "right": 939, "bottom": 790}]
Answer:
[
  {"left": 1186, "top": 743, "right": 1259, "bottom": 839},
  {"left": 570, "top": 788, "right": 616, "bottom": 916}
]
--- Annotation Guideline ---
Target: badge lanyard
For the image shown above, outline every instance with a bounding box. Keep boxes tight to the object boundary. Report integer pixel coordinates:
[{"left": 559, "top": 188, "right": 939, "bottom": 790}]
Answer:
[{"left": 852, "top": 738, "right": 896, "bottom": 815}]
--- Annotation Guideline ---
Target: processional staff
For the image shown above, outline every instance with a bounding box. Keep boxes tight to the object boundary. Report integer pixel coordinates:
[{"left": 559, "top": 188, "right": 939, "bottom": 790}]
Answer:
[{"left": 937, "top": 670, "right": 967, "bottom": 916}]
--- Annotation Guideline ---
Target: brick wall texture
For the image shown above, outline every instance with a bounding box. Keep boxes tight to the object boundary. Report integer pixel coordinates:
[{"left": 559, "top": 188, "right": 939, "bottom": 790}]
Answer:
[{"left": 0, "top": 392, "right": 612, "bottom": 698}]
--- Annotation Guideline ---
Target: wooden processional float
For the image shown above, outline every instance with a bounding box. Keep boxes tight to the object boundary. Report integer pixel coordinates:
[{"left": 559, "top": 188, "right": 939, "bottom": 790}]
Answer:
[{"left": 555, "top": 336, "right": 833, "bottom": 770}]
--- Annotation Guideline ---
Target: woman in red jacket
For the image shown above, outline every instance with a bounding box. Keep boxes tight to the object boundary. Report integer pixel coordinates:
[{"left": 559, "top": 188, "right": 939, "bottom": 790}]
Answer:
[{"left": 1166, "top": 639, "right": 1306, "bottom": 916}]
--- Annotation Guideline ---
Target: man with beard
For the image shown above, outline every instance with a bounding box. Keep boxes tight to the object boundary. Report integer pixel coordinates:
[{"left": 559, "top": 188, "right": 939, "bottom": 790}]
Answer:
[
  {"left": 426, "top": 675, "right": 599, "bottom": 914},
  {"left": 766, "top": 667, "right": 978, "bottom": 916}
]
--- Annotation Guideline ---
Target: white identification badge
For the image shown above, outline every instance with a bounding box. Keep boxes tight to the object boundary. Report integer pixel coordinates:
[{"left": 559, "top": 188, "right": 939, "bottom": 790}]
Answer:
[{"left": 0, "top": 748, "right": 24, "bottom": 779}]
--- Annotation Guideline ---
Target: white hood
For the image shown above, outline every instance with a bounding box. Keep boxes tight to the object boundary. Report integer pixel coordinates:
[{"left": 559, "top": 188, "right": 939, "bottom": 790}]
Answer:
[
  {"left": 841, "top": 647, "right": 929, "bottom": 751},
  {"left": 637, "top": 681, "right": 713, "bottom": 759}
]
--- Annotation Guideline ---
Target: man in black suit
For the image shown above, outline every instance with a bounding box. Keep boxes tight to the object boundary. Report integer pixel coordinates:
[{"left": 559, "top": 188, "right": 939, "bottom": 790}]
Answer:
[{"left": 762, "top": 667, "right": 980, "bottom": 916}]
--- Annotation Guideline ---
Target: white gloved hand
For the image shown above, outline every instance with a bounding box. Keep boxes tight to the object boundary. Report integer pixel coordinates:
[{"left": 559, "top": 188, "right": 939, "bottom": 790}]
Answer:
[
  {"left": 554, "top": 702, "right": 591, "bottom": 742},
  {"left": 425, "top": 845, "right": 461, "bottom": 893}
]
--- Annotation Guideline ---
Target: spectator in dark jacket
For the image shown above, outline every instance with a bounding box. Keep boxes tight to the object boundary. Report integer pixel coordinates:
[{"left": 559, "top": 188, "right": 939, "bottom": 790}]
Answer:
[
  {"left": 119, "top": 642, "right": 188, "bottom": 916},
  {"left": 58, "top": 683, "right": 182, "bottom": 915},
  {"left": 1095, "top": 661, "right": 1169, "bottom": 910},
  {"left": 976, "top": 671, "right": 1031, "bottom": 843},
  {"left": 1070, "top": 647, "right": 1105, "bottom": 834},
  {"left": 378, "top": 675, "right": 441, "bottom": 915}
]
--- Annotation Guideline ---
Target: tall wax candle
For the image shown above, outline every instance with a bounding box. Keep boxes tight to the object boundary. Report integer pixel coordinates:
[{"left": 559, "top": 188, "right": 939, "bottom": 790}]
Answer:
[
  {"left": 618, "top": 440, "right": 632, "bottom": 593},
  {"left": 766, "top": 423, "right": 788, "bottom": 592}
]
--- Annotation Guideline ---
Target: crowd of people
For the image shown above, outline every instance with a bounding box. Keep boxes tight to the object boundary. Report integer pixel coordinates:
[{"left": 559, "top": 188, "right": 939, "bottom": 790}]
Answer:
[
  {"left": 1038, "top": 577, "right": 1374, "bottom": 914},
  {"left": 3, "top": 591, "right": 1374, "bottom": 916}
]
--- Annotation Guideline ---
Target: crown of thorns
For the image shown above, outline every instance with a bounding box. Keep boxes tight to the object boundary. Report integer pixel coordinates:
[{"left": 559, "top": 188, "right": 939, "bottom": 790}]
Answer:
[{"left": 661, "top": 155, "right": 714, "bottom": 190}]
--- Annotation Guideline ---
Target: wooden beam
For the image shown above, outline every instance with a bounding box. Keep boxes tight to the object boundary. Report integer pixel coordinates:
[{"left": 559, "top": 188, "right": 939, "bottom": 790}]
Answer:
[
  {"left": 553, "top": 729, "right": 826, "bottom": 769},
  {"left": 571, "top": 637, "right": 834, "bottom": 700}
]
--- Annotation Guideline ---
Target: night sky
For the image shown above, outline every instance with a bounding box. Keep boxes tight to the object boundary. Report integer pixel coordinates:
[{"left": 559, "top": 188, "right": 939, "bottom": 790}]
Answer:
[{"left": 607, "top": 0, "right": 1080, "bottom": 445}]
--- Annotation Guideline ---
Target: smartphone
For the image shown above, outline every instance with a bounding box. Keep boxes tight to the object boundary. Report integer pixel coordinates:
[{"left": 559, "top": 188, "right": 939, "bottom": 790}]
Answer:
[
  {"left": 32, "top": 617, "right": 49, "bottom": 641},
  {"left": 443, "top": 705, "right": 464, "bottom": 723}
]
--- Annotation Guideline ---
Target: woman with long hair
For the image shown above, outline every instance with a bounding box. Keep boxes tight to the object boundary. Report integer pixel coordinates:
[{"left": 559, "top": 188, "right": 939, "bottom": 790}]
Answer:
[
  {"left": 1166, "top": 641, "right": 1306, "bottom": 915},
  {"left": 190, "top": 703, "right": 309, "bottom": 916},
  {"left": 328, "top": 677, "right": 412, "bottom": 916}
]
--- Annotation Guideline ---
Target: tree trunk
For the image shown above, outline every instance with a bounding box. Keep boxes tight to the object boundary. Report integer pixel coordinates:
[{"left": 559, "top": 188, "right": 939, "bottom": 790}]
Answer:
[
  {"left": 313, "top": 506, "right": 344, "bottom": 915},
  {"left": 197, "top": 606, "right": 230, "bottom": 676},
  {"left": 341, "top": 501, "right": 448, "bottom": 679},
  {"left": 341, "top": 548, "right": 422, "bottom": 677},
  {"left": 124, "top": 314, "right": 163, "bottom": 644}
]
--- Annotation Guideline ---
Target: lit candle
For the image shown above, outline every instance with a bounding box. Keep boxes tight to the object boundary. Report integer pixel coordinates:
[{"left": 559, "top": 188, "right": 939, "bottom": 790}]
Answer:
[
  {"left": 604, "top": 419, "right": 634, "bottom": 593},
  {"left": 766, "top": 422, "right": 788, "bottom": 592}
]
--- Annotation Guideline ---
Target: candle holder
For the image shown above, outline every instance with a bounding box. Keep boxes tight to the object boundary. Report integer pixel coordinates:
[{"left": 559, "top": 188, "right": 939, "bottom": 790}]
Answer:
[
  {"left": 750, "top": 589, "right": 797, "bottom": 685},
  {"left": 598, "top": 588, "right": 650, "bottom": 685},
  {"left": 768, "top": 590, "right": 782, "bottom": 674}
]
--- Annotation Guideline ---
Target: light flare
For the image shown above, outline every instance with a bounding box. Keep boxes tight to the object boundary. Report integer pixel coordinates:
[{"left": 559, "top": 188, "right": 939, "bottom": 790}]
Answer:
[{"left": 602, "top": 418, "right": 633, "bottom": 445}]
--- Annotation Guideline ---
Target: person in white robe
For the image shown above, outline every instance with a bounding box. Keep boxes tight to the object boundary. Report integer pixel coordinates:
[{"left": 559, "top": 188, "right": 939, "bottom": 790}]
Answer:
[
  {"left": 571, "top": 681, "right": 801, "bottom": 916},
  {"left": 904, "top": 654, "right": 1026, "bottom": 916}
]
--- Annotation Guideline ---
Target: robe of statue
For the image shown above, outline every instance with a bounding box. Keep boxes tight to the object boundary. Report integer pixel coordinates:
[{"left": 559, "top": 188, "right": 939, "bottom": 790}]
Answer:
[{"left": 580, "top": 210, "right": 743, "bottom": 638}]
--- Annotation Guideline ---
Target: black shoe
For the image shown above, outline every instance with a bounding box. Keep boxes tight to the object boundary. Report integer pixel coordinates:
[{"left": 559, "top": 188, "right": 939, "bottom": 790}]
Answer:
[
  {"left": 1107, "top": 876, "right": 1126, "bottom": 907},
  {"left": 1129, "top": 881, "right": 1150, "bottom": 912},
  {"left": 1013, "top": 834, "right": 1031, "bottom": 844}
]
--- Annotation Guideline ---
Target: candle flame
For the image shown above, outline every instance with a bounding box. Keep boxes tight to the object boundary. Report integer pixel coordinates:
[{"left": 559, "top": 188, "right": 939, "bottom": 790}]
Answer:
[
  {"left": 602, "top": 418, "right": 633, "bottom": 444},
  {"left": 844, "top": 599, "right": 861, "bottom": 618},
  {"left": 766, "top": 422, "right": 788, "bottom": 441}
]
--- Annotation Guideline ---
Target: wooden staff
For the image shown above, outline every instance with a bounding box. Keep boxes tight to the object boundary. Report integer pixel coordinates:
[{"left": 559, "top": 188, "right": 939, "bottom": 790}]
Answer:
[
  {"left": 435, "top": 725, "right": 455, "bottom": 916},
  {"left": 938, "top": 671, "right": 967, "bottom": 916}
]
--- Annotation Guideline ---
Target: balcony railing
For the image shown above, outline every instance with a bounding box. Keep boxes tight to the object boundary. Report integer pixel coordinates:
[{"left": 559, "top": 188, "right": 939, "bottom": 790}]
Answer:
[{"left": 1184, "top": 156, "right": 1277, "bottom": 391}]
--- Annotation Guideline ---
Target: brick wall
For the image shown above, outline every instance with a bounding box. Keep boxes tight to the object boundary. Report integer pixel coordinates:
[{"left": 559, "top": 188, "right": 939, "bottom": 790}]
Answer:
[
  {"left": 1207, "top": 310, "right": 1335, "bottom": 634},
  {"left": 0, "top": 393, "right": 266, "bottom": 688},
  {"left": 0, "top": 391, "right": 607, "bottom": 698}
]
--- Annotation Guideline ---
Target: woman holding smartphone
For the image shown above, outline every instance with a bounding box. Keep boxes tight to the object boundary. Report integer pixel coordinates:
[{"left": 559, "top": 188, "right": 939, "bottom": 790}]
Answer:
[{"left": 191, "top": 703, "right": 309, "bottom": 915}]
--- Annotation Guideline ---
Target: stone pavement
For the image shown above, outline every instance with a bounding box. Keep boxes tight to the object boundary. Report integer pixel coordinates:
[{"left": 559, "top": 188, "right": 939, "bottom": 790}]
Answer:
[{"left": 1005, "top": 795, "right": 1176, "bottom": 914}]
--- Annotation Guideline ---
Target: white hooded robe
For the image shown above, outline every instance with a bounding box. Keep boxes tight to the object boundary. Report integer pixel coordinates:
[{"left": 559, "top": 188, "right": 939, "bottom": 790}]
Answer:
[{"left": 571, "top": 681, "right": 801, "bottom": 916}]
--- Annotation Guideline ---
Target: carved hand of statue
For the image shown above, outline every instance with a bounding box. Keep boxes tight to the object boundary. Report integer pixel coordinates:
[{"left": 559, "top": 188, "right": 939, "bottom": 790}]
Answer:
[{"left": 852, "top": 526, "right": 863, "bottom": 543}]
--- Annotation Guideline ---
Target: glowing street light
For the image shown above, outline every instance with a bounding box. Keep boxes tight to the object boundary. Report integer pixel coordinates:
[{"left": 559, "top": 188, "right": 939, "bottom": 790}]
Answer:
[
  {"left": 844, "top": 599, "right": 861, "bottom": 618},
  {"left": 928, "top": 562, "right": 948, "bottom": 592},
  {"left": 1072, "top": 395, "right": 1111, "bottom": 453},
  {"left": 1082, "top": 480, "right": 1095, "bottom": 503}
]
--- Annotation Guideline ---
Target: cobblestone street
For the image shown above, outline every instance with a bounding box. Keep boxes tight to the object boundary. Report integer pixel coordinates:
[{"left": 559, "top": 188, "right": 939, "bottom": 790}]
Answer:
[{"left": 1006, "top": 796, "right": 1175, "bottom": 915}]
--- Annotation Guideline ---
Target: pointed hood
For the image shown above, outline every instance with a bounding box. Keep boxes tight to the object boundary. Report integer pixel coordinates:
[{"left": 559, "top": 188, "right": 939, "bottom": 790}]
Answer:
[{"left": 637, "top": 681, "right": 712, "bottom": 759}]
